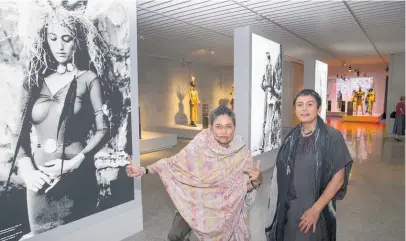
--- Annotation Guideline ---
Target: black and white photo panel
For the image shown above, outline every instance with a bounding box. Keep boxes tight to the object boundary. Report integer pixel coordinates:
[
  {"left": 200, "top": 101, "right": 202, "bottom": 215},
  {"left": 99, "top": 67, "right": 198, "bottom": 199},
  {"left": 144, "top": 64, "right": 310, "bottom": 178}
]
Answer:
[
  {"left": 250, "top": 33, "right": 283, "bottom": 156},
  {"left": 0, "top": 0, "right": 133, "bottom": 240}
]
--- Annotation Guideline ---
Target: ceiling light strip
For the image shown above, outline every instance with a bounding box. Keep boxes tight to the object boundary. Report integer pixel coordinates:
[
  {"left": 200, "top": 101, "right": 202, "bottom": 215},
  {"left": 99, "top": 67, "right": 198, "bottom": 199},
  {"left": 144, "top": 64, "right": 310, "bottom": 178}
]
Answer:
[
  {"left": 231, "top": 0, "right": 344, "bottom": 62},
  {"left": 137, "top": 6, "right": 233, "bottom": 38}
]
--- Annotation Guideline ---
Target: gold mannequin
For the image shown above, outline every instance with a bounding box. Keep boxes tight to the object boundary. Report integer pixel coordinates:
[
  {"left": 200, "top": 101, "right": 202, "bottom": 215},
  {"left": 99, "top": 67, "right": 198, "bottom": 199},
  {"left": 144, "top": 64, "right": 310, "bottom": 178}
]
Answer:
[
  {"left": 355, "top": 87, "right": 365, "bottom": 115},
  {"left": 230, "top": 84, "right": 235, "bottom": 111},
  {"left": 188, "top": 76, "right": 200, "bottom": 127},
  {"left": 367, "top": 88, "right": 376, "bottom": 114}
]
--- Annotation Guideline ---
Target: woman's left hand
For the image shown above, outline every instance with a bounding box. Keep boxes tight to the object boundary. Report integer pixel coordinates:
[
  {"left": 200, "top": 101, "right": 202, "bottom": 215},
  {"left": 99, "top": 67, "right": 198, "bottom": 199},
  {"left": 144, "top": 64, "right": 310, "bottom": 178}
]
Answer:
[
  {"left": 299, "top": 207, "right": 321, "bottom": 234},
  {"left": 244, "top": 160, "right": 263, "bottom": 185},
  {"left": 38, "top": 153, "right": 85, "bottom": 179}
]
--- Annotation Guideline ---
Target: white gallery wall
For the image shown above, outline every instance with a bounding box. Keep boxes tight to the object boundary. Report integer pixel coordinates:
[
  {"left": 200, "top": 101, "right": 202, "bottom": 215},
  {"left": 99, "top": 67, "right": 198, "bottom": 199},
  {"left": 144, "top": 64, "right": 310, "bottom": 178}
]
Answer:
[{"left": 138, "top": 55, "right": 234, "bottom": 130}]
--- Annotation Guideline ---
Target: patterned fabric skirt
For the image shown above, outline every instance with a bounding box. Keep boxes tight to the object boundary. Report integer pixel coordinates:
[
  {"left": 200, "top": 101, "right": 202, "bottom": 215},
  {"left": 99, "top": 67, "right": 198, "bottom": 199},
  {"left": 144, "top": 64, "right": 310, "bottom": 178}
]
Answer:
[{"left": 393, "top": 115, "right": 405, "bottom": 135}]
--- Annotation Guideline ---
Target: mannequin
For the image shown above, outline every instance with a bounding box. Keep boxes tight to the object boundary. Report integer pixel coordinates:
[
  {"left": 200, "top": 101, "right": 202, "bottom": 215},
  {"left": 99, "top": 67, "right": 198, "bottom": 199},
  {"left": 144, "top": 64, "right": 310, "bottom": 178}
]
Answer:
[
  {"left": 230, "top": 84, "right": 235, "bottom": 111},
  {"left": 367, "top": 88, "right": 376, "bottom": 115},
  {"left": 355, "top": 87, "right": 365, "bottom": 115},
  {"left": 188, "top": 76, "right": 200, "bottom": 127},
  {"left": 337, "top": 90, "right": 342, "bottom": 111}
]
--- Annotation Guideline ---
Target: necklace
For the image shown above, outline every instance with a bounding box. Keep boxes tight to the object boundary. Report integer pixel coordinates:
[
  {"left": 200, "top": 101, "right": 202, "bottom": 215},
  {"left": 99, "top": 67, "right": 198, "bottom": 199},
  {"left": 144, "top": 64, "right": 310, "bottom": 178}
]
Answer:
[
  {"left": 56, "top": 63, "right": 75, "bottom": 74},
  {"left": 301, "top": 125, "right": 315, "bottom": 137}
]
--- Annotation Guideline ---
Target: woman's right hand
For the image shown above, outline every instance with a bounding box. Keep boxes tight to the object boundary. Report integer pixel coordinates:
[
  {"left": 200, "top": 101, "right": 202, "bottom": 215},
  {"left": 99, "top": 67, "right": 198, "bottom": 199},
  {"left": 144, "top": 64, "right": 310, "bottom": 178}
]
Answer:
[
  {"left": 126, "top": 156, "right": 144, "bottom": 177},
  {"left": 21, "top": 169, "right": 52, "bottom": 192}
]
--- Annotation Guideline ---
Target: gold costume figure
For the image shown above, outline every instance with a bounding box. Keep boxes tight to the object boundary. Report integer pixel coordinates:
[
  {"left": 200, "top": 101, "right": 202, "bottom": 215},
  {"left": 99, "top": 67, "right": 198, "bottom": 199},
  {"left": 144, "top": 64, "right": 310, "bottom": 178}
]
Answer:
[
  {"left": 355, "top": 88, "right": 365, "bottom": 114},
  {"left": 230, "top": 84, "right": 235, "bottom": 111},
  {"left": 188, "top": 76, "right": 200, "bottom": 127},
  {"left": 367, "top": 89, "right": 376, "bottom": 114}
]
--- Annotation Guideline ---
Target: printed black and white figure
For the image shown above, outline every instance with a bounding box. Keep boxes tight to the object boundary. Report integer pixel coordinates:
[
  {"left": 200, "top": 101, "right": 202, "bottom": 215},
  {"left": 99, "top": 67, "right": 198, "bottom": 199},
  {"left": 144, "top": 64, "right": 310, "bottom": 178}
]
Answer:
[
  {"left": 315, "top": 60, "right": 328, "bottom": 121},
  {"left": 0, "top": 1, "right": 133, "bottom": 240},
  {"left": 250, "top": 33, "right": 283, "bottom": 156}
]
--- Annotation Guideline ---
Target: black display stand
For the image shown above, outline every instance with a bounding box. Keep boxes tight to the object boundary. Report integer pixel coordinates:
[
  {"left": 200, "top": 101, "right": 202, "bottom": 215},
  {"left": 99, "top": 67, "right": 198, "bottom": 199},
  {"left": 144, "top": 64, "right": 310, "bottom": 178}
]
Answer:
[
  {"left": 346, "top": 101, "right": 353, "bottom": 116},
  {"left": 327, "top": 100, "right": 331, "bottom": 111},
  {"left": 340, "top": 101, "right": 346, "bottom": 112}
]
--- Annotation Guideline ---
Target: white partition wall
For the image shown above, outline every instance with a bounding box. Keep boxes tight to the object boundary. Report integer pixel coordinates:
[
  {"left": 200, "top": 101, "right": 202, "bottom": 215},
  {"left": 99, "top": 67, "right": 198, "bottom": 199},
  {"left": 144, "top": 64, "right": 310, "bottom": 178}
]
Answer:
[
  {"left": 304, "top": 59, "right": 328, "bottom": 120},
  {"left": 234, "top": 26, "right": 283, "bottom": 171},
  {"left": 386, "top": 52, "right": 405, "bottom": 135},
  {"left": 0, "top": 1, "right": 143, "bottom": 241}
]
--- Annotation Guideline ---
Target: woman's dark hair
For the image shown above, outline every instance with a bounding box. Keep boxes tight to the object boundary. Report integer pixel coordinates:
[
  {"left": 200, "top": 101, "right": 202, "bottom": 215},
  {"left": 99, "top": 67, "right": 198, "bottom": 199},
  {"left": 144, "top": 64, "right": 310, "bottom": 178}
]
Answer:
[
  {"left": 209, "top": 105, "right": 236, "bottom": 126},
  {"left": 293, "top": 89, "right": 322, "bottom": 108}
]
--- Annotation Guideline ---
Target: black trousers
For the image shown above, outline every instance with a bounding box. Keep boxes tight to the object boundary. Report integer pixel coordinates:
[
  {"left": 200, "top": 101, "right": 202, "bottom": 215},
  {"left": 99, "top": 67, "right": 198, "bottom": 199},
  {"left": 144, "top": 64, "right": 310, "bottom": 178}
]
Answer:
[{"left": 168, "top": 211, "right": 191, "bottom": 241}]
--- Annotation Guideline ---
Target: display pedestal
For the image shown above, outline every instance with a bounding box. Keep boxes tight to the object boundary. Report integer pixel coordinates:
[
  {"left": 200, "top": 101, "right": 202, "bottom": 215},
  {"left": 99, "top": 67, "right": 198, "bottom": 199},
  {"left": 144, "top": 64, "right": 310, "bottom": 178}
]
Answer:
[
  {"left": 146, "top": 124, "right": 203, "bottom": 140},
  {"left": 342, "top": 115, "right": 380, "bottom": 123},
  {"left": 327, "top": 111, "right": 346, "bottom": 117},
  {"left": 140, "top": 131, "right": 177, "bottom": 154}
]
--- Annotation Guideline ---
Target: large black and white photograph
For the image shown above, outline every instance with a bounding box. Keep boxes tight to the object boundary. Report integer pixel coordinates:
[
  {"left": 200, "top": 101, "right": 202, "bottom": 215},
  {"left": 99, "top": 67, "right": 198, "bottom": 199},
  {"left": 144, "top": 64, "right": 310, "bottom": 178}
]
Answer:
[
  {"left": 0, "top": 1, "right": 133, "bottom": 240},
  {"left": 315, "top": 60, "right": 328, "bottom": 121},
  {"left": 250, "top": 33, "right": 283, "bottom": 156}
]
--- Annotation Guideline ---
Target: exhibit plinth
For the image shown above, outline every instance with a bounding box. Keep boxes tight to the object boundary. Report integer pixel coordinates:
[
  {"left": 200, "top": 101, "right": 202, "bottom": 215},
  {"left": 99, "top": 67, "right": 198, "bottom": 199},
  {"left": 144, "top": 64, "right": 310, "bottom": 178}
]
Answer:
[
  {"left": 146, "top": 124, "right": 203, "bottom": 140},
  {"left": 342, "top": 115, "right": 380, "bottom": 123},
  {"left": 140, "top": 131, "right": 177, "bottom": 154},
  {"left": 327, "top": 111, "right": 346, "bottom": 117}
]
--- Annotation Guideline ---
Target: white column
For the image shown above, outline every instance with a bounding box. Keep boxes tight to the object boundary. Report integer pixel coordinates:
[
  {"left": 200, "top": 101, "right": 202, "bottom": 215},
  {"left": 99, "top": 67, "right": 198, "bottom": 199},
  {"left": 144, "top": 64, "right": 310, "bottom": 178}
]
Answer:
[
  {"left": 386, "top": 52, "right": 405, "bottom": 135},
  {"left": 234, "top": 26, "right": 282, "bottom": 173},
  {"left": 282, "top": 62, "right": 304, "bottom": 128},
  {"left": 304, "top": 58, "right": 316, "bottom": 89},
  {"left": 234, "top": 26, "right": 252, "bottom": 148}
]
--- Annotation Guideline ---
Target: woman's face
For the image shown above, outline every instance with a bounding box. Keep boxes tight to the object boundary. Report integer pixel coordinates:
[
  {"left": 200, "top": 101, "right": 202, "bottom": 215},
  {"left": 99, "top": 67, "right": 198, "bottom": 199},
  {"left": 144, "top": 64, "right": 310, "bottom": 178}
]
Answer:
[
  {"left": 294, "top": 95, "right": 320, "bottom": 123},
  {"left": 47, "top": 22, "right": 75, "bottom": 64},
  {"left": 211, "top": 114, "right": 235, "bottom": 147}
]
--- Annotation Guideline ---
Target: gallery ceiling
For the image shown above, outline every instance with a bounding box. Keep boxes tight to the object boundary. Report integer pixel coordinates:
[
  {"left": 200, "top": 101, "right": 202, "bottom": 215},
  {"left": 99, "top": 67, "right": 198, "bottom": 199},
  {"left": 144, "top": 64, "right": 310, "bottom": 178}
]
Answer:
[{"left": 136, "top": 0, "right": 405, "bottom": 67}]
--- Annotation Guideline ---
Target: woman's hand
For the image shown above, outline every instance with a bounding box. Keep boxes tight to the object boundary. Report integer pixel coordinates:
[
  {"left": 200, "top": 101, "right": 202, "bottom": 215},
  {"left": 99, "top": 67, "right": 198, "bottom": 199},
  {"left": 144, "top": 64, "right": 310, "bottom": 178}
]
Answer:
[
  {"left": 244, "top": 160, "right": 263, "bottom": 186},
  {"left": 38, "top": 153, "right": 85, "bottom": 179},
  {"left": 126, "top": 156, "right": 144, "bottom": 177},
  {"left": 298, "top": 207, "right": 321, "bottom": 234},
  {"left": 21, "top": 169, "right": 52, "bottom": 192}
]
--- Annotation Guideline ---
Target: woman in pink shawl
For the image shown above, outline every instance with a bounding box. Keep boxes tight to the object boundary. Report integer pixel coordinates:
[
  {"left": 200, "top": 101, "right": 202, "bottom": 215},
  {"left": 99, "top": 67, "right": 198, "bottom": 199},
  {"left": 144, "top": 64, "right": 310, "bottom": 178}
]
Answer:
[{"left": 127, "top": 106, "right": 263, "bottom": 241}]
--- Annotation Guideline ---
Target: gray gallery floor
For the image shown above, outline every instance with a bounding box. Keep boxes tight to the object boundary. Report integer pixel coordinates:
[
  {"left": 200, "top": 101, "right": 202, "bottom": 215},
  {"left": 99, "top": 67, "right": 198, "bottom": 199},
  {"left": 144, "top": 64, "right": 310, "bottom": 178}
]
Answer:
[{"left": 123, "top": 120, "right": 405, "bottom": 241}]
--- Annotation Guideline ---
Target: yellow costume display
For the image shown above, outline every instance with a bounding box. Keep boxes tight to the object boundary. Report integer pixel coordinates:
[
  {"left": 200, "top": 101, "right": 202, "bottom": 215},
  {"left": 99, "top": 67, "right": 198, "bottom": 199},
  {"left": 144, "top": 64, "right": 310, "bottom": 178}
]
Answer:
[
  {"left": 355, "top": 89, "right": 365, "bottom": 114},
  {"left": 230, "top": 84, "right": 235, "bottom": 111},
  {"left": 367, "top": 90, "right": 376, "bottom": 114},
  {"left": 188, "top": 76, "right": 200, "bottom": 127}
]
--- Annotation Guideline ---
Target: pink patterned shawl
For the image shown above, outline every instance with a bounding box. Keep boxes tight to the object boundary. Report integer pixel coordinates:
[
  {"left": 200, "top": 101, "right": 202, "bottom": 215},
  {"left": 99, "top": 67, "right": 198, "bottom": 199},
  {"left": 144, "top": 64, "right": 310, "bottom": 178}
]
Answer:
[{"left": 149, "top": 129, "right": 253, "bottom": 241}]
